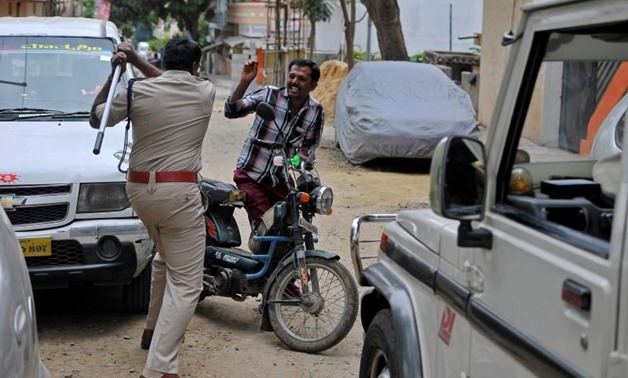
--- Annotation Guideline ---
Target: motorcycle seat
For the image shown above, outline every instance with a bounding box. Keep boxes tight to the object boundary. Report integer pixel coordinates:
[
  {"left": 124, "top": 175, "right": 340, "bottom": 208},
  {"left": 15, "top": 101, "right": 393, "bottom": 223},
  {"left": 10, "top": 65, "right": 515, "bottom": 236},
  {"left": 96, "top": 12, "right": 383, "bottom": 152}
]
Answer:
[{"left": 201, "top": 178, "right": 247, "bottom": 205}]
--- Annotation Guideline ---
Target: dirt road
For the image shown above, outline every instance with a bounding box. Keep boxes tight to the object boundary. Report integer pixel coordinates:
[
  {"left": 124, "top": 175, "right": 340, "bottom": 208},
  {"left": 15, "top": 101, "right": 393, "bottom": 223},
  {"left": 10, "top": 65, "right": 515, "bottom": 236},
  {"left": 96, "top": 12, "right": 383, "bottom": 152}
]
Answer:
[{"left": 36, "top": 76, "right": 431, "bottom": 378}]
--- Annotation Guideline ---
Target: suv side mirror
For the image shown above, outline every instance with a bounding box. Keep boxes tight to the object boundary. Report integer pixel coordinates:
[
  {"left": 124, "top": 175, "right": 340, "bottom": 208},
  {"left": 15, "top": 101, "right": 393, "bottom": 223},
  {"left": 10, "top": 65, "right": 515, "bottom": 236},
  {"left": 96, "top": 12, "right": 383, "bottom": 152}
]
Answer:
[
  {"left": 430, "top": 136, "right": 487, "bottom": 220},
  {"left": 431, "top": 136, "right": 492, "bottom": 249}
]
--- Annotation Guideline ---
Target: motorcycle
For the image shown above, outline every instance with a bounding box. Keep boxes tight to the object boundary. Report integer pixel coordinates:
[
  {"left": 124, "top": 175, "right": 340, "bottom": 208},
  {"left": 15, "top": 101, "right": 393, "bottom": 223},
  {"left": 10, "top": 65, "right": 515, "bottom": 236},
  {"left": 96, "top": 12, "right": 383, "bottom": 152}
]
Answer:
[{"left": 199, "top": 102, "right": 359, "bottom": 353}]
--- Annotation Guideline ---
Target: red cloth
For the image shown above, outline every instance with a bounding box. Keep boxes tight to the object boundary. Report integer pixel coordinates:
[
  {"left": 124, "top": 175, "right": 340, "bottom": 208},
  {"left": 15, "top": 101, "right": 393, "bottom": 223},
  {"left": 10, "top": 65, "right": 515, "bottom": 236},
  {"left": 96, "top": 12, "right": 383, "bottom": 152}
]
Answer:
[{"left": 233, "top": 168, "right": 290, "bottom": 221}]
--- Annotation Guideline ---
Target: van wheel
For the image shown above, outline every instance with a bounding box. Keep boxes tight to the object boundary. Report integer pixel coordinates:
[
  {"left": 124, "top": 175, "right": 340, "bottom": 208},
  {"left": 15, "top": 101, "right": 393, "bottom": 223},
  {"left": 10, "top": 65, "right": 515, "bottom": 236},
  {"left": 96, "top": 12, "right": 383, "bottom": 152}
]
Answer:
[
  {"left": 359, "top": 309, "right": 399, "bottom": 378},
  {"left": 123, "top": 261, "right": 152, "bottom": 312}
]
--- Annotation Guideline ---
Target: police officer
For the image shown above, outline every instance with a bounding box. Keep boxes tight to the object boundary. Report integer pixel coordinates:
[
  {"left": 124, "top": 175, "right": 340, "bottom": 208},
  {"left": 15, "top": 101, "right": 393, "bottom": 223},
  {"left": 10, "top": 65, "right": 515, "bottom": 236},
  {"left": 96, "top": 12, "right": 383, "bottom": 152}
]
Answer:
[{"left": 90, "top": 37, "right": 216, "bottom": 378}]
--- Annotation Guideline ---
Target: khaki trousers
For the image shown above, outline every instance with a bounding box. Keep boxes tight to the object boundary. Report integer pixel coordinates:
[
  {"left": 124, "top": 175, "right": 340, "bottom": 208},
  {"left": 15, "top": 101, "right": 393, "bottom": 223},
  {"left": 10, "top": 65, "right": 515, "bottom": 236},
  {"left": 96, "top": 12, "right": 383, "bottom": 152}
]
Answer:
[{"left": 126, "top": 180, "right": 205, "bottom": 377}]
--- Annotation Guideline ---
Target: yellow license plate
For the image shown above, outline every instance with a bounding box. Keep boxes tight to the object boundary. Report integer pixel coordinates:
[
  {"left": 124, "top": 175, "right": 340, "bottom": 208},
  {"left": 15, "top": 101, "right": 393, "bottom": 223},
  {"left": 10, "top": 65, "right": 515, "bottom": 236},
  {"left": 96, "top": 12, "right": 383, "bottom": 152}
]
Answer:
[{"left": 19, "top": 237, "right": 52, "bottom": 257}]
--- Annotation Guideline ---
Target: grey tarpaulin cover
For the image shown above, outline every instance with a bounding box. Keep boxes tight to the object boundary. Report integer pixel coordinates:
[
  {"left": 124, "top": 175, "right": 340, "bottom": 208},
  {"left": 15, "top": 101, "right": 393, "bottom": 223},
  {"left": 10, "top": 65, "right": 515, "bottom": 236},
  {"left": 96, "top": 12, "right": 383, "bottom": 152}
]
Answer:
[{"left": 334, "top": 61, "right": 480, "bottom": 164}]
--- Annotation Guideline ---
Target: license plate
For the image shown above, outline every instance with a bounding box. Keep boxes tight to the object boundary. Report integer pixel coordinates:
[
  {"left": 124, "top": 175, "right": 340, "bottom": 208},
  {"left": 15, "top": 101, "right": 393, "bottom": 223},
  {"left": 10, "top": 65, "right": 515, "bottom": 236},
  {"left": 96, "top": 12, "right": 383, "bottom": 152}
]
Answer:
[
  {"left": 19, "top": 237, "right": 52, "bottom": 257},
  {"left": 298, "top": 217, "right": 318, "bottom": 236}
]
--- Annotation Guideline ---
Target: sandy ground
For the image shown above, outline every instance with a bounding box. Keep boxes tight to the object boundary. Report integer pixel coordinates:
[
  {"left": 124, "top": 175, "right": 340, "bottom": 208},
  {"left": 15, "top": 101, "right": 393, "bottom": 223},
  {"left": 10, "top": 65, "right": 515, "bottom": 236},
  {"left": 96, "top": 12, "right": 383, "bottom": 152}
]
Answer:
[{"left": 35, "top": 75, "right": 431, "bottom": 378}]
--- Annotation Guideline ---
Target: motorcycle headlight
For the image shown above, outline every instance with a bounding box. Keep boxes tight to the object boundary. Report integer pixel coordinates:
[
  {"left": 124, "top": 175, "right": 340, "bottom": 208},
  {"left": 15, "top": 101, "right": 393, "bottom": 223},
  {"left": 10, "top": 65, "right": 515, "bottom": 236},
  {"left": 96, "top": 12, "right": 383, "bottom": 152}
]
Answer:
[
  {"left": 297, "top": 171, "right": 321, "bottom": 192},
  {"left": 78, "top": 182, "right": 130, "bottom": 213},
  {"left": 311, "top": 186, "right": 333, "bottom": 215}
]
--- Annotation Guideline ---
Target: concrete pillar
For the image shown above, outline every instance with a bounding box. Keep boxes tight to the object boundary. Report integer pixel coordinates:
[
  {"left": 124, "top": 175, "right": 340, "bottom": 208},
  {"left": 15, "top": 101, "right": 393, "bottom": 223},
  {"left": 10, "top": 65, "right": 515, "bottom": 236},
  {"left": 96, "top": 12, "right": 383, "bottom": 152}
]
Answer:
[{"left": 478, "top": 0, "right": 533, "bottom": 127}]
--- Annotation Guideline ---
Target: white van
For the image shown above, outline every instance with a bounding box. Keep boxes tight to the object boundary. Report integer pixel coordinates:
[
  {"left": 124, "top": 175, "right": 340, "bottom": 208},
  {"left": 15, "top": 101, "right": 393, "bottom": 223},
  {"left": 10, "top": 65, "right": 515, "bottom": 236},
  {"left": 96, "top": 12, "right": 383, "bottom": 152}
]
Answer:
[
  {"left": 137, "top": 41, "right": 150, "bottom": 60},
  {"left": 0, "top": 17, "right": 153, "bottom": 312},
  {"left": 351, "top": 0, "right": 628, "bottom": 377}
]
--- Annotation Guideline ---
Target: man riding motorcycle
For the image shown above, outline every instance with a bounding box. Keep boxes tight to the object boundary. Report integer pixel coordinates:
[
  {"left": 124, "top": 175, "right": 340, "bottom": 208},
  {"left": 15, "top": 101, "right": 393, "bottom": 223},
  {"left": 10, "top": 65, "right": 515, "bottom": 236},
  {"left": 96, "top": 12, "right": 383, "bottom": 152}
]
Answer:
[{"left": 223, "top": 58, "right": 325, "bottom": 250}]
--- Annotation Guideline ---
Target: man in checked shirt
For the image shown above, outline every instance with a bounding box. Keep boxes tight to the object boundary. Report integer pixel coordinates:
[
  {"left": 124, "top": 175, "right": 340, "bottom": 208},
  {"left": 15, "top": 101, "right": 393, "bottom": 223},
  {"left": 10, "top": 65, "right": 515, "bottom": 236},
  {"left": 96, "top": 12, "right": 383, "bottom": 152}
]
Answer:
[{"left": 224, "top": 59, "right": 324, "bottom": 247}]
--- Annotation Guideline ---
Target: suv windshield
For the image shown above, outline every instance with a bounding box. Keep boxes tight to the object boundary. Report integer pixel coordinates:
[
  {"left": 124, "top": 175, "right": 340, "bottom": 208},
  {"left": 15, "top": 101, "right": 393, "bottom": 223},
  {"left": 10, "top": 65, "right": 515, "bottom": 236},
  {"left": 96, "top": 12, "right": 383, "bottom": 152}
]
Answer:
[{"left": 0, "top": 36, "right": 115, "bottom": 113}]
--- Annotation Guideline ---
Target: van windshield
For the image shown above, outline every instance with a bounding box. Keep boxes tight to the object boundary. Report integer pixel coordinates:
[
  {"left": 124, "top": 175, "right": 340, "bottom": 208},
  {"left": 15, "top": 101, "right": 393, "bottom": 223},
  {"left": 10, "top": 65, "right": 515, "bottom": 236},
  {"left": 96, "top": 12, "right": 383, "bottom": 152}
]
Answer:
[{"left": 0, "top": 36, "right": 115, "bottom": 113}]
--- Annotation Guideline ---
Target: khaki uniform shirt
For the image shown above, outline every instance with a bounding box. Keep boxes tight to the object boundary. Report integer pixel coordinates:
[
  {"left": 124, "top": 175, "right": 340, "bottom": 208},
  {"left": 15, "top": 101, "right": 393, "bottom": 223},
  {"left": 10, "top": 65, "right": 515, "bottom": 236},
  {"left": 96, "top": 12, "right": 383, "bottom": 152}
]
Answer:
[{"left": 95, "top": 70, "right": 215, "bottom": 172}]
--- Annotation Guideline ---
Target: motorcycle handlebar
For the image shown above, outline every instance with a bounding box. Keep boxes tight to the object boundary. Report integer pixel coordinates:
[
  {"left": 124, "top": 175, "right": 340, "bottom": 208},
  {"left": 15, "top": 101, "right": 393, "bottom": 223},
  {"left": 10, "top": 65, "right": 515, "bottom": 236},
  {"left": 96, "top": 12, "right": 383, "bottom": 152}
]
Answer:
[
  {"left": 302, "top": 160, "right": 314, "bottom": 171},
  {"left": 251, "top": 136, "right": 315, "bottom": 171}
]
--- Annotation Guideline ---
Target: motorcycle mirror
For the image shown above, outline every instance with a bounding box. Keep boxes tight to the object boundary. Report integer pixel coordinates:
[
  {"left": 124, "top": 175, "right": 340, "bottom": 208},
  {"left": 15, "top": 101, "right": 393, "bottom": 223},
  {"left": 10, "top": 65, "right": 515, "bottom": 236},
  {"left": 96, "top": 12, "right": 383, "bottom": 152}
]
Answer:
[{"left": 256, "top": 102, "right": 276, "bottom": 121}]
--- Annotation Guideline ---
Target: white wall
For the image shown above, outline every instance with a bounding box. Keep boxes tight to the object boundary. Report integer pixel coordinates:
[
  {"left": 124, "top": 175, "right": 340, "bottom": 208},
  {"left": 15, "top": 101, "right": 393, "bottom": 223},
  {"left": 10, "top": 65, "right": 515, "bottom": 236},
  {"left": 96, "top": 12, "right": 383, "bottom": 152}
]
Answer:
[
  {"left": 478, "top": 0, "right": 531, "bottom": 127},
  {"left": 315, "top": 0, "right": 483, "bottom": 56}
]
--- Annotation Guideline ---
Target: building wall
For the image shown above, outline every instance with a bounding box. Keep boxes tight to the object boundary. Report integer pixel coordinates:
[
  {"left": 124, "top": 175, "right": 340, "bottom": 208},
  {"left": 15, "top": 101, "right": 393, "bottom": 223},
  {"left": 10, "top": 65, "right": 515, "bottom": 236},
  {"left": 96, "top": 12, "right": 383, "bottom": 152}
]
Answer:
[
  {"left": 0, "top": 0, "right": 84, "bottom": 17},
  {"left": 227, "top": 2, "right": 267, "bottom": 37},
  {"left": 224, "top": 1, "right": 482, "bottom": 62},
  {"left": 478, "top": 0, "right": 532, "bottom": 127},
  {"left": 227, "top": 2, "right": 308, "bottom": 41},
  {"left": 0, "top": 0, "right": 46, "bottom": 16},
  {"left": 314, "top": 0, "right": 483, "bottom": 58}
]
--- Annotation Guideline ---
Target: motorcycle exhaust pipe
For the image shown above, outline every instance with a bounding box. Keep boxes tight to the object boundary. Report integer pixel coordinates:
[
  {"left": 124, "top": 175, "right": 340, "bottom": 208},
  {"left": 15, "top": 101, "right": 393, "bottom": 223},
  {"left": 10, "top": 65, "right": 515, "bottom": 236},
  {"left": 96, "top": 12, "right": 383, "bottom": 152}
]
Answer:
[{"left": 205, "top": 246, "right": 263, "bottom": 273}]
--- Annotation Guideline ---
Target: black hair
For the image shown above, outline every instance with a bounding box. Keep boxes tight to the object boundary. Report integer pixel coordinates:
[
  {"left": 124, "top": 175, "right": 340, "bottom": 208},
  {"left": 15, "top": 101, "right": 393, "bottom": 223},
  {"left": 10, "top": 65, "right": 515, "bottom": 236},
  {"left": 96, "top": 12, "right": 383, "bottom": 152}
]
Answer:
[
  {"left": 288, "top": 58, "right": 320, "bottom": 83},
  {"left": 162, "top": 37, "right": 201, "bottom": 72}
]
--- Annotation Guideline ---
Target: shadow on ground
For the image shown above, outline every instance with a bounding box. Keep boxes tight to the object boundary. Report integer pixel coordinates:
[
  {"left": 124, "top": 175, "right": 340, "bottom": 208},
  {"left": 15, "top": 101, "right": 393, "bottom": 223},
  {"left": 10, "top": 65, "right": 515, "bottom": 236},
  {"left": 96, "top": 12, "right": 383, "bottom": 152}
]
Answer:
[
  {"left": 34, "top": 286, "right": 128, "bottom": 315},
  {"left": 360, "top": 158, "right": 432, "bottom": 174}
]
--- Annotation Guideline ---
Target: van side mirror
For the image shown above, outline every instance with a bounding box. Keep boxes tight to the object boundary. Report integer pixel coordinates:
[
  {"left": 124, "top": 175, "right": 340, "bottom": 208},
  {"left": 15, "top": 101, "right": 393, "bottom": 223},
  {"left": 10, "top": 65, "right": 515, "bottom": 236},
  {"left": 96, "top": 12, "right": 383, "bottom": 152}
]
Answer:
[{"left": 430, "top": 136, "right": 492, "bottom": 248}]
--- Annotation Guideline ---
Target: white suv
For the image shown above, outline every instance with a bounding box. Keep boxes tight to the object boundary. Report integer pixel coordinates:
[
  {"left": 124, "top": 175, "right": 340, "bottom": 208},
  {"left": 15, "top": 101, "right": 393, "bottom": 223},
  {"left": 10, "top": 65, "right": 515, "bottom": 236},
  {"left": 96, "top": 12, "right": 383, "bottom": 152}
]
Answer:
[
  {"left": 0, "top": 206, "right": 49, "bottom": 377},
  {"left": 0, "top": 17, "right": 152, "bottom": 312},
  {"left": 352, "top": 0, "right": 628, "bottom": 377}
]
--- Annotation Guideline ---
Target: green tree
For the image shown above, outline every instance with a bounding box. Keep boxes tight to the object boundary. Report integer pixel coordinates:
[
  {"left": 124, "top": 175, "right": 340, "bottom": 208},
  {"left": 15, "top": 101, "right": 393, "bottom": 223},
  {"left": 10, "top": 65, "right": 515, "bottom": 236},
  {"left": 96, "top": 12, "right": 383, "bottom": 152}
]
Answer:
[
  {"left": 108, "top": 0, "right": 158, "bottom": 39},
  {"left": 108, "top": 0, "right": 215, "bottom": 44},
  {"left": 156, "top": 0, "right": 215, "bottom": 43},
  {"left": 148, "top": 37, "right": 169, "bottom": 53},
  {"left": 83, "top": 0, "right": 95, "bottom": 18},
  {"left": 292, "top": 0, "right": 335, "bottom": 59}
]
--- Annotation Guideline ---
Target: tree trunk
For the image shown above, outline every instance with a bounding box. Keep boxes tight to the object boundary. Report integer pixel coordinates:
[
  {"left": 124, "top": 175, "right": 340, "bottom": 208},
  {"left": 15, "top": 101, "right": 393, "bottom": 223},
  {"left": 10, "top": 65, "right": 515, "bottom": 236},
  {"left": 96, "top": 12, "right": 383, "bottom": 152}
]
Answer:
[
  {"left": 275, "top": 0, "right": 282, "bottom": 48},
  {"left": 309, "top": 21, "right": 316, "bottom": 60},
  {"left": 44, "top": 0, "right": 61, "bottom": 16},
  {"left": 339, "top": 0, "right": 356, "bottom": 70},
  {"left": 361, "top": 0, "right": 408, "bottom": 61},
  {"left": 184, "top": 15, "right": 199, "bottom": 42}
]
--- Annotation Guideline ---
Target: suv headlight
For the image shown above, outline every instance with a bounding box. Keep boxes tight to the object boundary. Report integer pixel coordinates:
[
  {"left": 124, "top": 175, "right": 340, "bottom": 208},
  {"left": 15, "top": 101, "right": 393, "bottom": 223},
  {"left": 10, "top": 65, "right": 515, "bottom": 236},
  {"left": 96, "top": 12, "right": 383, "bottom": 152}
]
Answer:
[
  {"left": 312, "top": 186, "right": 333, "bottom": 215},
  {"left": 78, "top": 183, "right": 130, "bottom": 213}
]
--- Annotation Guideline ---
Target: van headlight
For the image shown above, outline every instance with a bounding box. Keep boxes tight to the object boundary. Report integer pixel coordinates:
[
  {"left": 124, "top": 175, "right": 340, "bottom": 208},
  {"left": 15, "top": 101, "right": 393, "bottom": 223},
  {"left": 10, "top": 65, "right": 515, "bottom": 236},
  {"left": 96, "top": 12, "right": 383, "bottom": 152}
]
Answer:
[
  {"left": 312, "top": 186, "right": 333, "bottom": 215},
  {"left": 78, "top": 183, "right": 130, "bottom": 213}
]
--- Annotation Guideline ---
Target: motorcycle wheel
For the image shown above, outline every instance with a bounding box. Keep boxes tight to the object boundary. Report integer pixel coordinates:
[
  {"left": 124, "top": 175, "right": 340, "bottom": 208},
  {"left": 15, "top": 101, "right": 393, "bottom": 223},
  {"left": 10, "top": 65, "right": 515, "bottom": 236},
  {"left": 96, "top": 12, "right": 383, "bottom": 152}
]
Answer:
[{"left": 268, "top": 256, "right": 359, "bottom": 353}]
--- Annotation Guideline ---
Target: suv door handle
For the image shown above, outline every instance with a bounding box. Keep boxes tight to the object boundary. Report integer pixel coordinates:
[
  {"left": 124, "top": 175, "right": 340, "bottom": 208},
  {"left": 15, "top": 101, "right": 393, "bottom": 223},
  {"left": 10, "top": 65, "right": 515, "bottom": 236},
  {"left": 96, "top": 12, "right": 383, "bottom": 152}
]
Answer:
[{"left": 561, "top": 279, "right": 591, "bottom": 311}]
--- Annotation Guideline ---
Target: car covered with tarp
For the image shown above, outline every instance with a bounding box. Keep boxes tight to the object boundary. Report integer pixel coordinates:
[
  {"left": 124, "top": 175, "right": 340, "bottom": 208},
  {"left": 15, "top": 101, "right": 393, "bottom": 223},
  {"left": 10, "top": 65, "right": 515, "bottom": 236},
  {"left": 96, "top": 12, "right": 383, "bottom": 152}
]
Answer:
[{"left": 334, "top": 61, "right": 480, "bottom": 164}]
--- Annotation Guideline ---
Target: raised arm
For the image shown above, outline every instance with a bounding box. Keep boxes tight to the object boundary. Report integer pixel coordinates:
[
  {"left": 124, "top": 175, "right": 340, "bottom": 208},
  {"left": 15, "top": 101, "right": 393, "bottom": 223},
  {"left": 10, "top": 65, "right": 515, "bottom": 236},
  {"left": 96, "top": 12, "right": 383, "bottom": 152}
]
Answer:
[
  {"left": 118, "top": 41, "right": 163, "bottom": 78},
  {"left": 229, "top": 60, "right": 258, "bottom": 102},
  {"left": 89, "top": 52, "right": 127, "bottom": 128}
]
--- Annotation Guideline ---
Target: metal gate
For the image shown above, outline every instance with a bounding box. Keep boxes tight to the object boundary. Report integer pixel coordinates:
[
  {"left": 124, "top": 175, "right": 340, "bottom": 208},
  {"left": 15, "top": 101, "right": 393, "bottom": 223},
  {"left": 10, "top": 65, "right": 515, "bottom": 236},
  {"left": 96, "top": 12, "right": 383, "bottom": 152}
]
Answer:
[{"left": 559, "top": 61, "right": 620, "bottom": 152}]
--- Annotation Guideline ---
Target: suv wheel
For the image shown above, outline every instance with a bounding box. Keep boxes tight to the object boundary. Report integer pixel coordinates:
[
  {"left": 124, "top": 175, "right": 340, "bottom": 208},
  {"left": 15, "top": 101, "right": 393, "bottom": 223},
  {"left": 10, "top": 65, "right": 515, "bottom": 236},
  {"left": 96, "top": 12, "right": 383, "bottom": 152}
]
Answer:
[
  {"left": 359, "top": 309, "right": 399, "bottom": 378},
  {"left": 123, "top": 260, "right": 152, "bottom": 312}
]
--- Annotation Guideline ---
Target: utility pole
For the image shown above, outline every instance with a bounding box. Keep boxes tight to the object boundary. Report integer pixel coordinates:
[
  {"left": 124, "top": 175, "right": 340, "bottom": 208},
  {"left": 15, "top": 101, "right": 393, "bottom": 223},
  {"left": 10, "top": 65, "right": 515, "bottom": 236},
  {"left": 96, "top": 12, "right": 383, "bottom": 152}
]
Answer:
[
  {"left": 366, "top": 15, "right": 372, "bottom": 61},
  {"left": 275, "top": 0, "right": 282, "bottom": 49},
  {"left": 449, "top": 4, "right": 453, "bottom": 51}
]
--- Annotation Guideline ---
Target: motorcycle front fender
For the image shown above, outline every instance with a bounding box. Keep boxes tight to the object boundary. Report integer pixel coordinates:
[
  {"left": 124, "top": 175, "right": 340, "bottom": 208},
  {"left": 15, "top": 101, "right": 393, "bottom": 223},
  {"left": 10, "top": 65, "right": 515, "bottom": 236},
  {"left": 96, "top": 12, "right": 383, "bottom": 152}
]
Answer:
[{"left": 259, "top": 249, "right": 340, "bottom": 331}]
